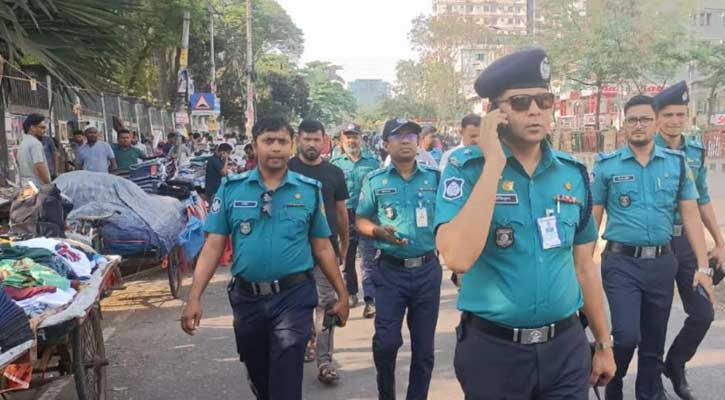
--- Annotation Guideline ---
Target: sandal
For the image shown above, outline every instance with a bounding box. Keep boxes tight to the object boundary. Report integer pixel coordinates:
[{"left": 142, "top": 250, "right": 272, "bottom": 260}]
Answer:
[
  {"left": 304, "top": 336, "right": 316, "bottom": 363},
  {"left": 317, "top": 363, "right": 339, "bottom": 384}
]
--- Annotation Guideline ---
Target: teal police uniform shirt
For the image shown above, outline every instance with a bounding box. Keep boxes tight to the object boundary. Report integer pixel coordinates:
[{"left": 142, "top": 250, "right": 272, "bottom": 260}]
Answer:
[
  {"left": 591, "top": 144, "right": 698, "bottom": 246},
  {"left": 356, "top": 162, "right": 440, "bottom": 259},
  {"left": 655, "top": 134, "right": 710, "bottom": 225},
  {"left": 203, "top": 169, "right": 332, "bottom": 282},
  {"left": 330, "top": 151, "right": 380, "bottom": 210},
  {"left": 434, "top": 142, "right": 598, "bottom": 328}
]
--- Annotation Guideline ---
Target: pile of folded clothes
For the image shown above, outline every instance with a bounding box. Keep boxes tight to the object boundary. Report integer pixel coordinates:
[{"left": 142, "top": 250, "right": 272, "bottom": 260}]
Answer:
[
  {"left": 128, "top": 158, "right": 177, "bottom": 194},
  {"left": 0, "top": 286, "right": 33, "bottom": 352}
]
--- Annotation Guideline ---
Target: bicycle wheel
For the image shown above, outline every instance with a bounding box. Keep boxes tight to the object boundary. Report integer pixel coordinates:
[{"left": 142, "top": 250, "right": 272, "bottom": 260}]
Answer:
[
  {"left": 72, "top": 305, "right": 108, "bottom": 400},
  {"left": 167, "top": 247, "right": 182, "bottom": 299}
]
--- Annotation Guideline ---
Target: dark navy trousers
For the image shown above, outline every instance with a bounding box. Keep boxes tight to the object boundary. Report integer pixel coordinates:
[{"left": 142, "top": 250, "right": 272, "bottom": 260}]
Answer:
[
  {"left": 228, "top": 277, "right": 317, "bottom": 400},
  {"left": 602, "top": 251, "right": 678, "bottom": 400},
  {"left": 454, "top": 315, "right": 591, "bottom": 399},
  {"left": 373, "top": 256, "right": 441, "bottom": 400},
  {"left": 666, "top": 233, "right": 715, "bottom": 367},
  {"left": 344, "top": 209, "right": 377, "bottom": 301}
]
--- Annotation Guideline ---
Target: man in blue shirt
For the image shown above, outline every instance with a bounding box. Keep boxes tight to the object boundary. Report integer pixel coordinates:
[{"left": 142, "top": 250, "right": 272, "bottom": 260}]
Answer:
[
  {"left": 591, "top": 95, "right": 712, "bottom": 400},
  {"left": 652, "top": 82, "right": 724, "bottom": 400},
  {"left": 77, "top": 126, "right": 117, "bottom": 173},
  {"left": 356, "top": 118, "right": 441, "bottom": 400},
  {"left": 181, "top": 117, "right": 350, "bottom": 400},
  {"left": 331, "top": 122, "right": 381, "bottom": 317},
  {"left": 436, "top": 48, "right": 615, "bottom": 399}
]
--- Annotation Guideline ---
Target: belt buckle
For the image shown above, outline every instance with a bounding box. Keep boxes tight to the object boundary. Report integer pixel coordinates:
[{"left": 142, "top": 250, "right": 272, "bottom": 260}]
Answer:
[
  {"left": 640, "top": 246, "right": 657, "bottom": 259},
  {"left": 516, "top": 326, "right": 549, "bottom": 344},
  {"left": 673, "top": 225, "right": 683, "bottom": 237},
  {"left": 404, "top": 256, "right": 423, "bottom": 268},
  {"left": 252, "top": 280, "right": 281, "bottom": 296}
]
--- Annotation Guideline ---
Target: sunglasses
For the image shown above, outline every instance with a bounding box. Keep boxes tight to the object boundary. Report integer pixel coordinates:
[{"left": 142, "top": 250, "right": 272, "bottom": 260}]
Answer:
[
  {"left": 261, "top": 191, "right": 273, "bottom": 218},
  {"left": 497, "top": 93, "right": 555, "bottom": 112}
]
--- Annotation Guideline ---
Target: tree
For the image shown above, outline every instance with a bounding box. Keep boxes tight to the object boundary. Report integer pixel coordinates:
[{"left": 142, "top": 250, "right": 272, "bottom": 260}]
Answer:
[
  {"left": 534, "top": 0, "right": 694, "bottom": 130},
  {"left": 302, "top": 61, "right": 356, "bottom": 128},
  {"left": 254, "top": 55, "right": 309, "bottom": 123},
  {"left": 692, "top": 43, "right": 725, "bottom": 127}
]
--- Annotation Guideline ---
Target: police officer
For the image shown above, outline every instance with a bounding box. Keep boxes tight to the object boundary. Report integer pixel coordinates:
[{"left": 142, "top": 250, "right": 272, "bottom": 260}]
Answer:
[
  {"left": 591, "top": 95, "right": 711, "bottom": 400},
  {"left": 331, "top": 122, "right": 381, "bottom": 317},
  {"left": 435, "top": 48, "right": 616, "bottom": 399},
  {"left": 356, "top": 118, "right": 441, "bottom": 400},
  {"left": 653, "top": 81, "right": 724, "bottom": 400},
  {"left": 181, "top": 117, "right": 350, "bottom": 400}
]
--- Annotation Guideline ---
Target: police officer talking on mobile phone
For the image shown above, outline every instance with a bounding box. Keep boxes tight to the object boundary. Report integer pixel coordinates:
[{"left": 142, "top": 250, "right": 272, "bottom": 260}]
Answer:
[
  {"left": 591, "top": 94, "right": 711, "bottom": 400},
  {"left": 435, "top": 48, "right": 616, "bottom": 399},
  {"left": 181, "top": 117, "right": 350, "bottom": 400},
  {"left": 356, "top": 118, "right": 442, "bottom": 400}
]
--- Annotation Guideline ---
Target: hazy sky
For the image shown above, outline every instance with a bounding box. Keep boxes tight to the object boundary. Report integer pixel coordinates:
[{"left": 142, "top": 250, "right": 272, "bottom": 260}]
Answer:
[{"left": 275, "top": 0, "right": 433, "bottom": 84}]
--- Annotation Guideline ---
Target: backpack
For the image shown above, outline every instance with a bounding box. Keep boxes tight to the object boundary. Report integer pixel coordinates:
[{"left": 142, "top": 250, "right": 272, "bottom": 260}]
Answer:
[{"left": 9, "top": 184, "right": 71, "bottom": 238}]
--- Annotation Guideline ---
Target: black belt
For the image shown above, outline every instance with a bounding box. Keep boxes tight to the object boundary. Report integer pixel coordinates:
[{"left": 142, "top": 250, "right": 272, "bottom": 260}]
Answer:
[
  {"left": 380, "top": 251, "right": 437, "bottom": 268},
  {"left": 232, "top": 271, "right": 312, "bottom": 296},
  {"left": 605, "top": 241, "right": 671, "bottom": 259},
  {"left": 462, "top": 312, "right": 578, "bottom": 345}
]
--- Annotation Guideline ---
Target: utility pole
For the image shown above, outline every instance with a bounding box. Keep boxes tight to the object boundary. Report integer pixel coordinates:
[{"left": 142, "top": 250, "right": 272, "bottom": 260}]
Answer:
[
  {"left": 0, "top": 57, "right": 7, "bottom": 183},
  {"left": 245, "top": 0, "right": 255, "bottom": 138},
  {"left": 209, "top": 2, "right": 216, "bottom": 95}
]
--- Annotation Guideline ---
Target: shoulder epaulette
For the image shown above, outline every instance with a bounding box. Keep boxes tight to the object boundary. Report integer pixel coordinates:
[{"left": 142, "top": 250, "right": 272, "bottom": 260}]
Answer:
[
  {"left": 291, "top": 171, "right": 322, "bottom": 188},
  {"left": 595, "top": 151, "right": 616, "bottom": 162},
  {"left": 449, "top": 145, "right": 482, "bottom": 167},
  {"left": 552, "top": 150, "right": 585, "bottom": 166},
  {"left": 686, "top": 137, "right": 706, "bottom": 150},
  {"left": 222, "top": 172, "right": 250, "bottom": 184},
  {"left": 663, "top": 147, "right": 686, "bottom": 158}
]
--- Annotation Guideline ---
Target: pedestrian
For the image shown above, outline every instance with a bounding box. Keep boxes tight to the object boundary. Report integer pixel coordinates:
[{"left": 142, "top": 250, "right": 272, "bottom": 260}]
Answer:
[
  {"left": 356, "top": 117, "right": 442, "bottom": 400},
  {"left": 181, "top": 116, "right": 350, "bottom": 400},
  {"left": 383, "top": 124, "right": 437, "bottom": 169},
  {"left": 76, "top": 126, "right": 117, "bottom": 173},
  {"left": 205, "top": 143, "right": 232, "bottom": 201},
  {"left": 131, "top": 131, "right": 148, "bottom": 157},
  {"left": 591, "top": 94, "right": 712, "bottom": 400},
  {"left": 435, "top": 48, "right": 615, "bottom": 399},
  {"left": 420, "top": 126, "right": 441, "bottom": 165},
  {"left": 652, "top": 81, "right": 724, "bottom": 400},
  {"left": 112, "top": 129, "right": 145, "bottom": 171},
  {"left": 41, "top": 135, "right": 59, "bottom": 179},
  {"left": 439, "top": 114, "right": 481, "bottom": 171},
  {"left": 330, "top": 122, "right": 381, "bottom": 317},
  {"left": 70, "top": 130, "right": 85, "bottom": 169},
  {"left": 16, "top": 113, "right": 51, "bottom": 187},
  {"left": 243, "top": 143, "right": 257, "bottom": 171},
  {"left": 288, "top": 119, "right": 350, "bottom": 384}
]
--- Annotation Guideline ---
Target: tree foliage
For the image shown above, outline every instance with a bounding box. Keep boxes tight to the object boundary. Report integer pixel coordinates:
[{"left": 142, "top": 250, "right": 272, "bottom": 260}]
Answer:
[
  {"left": 692, "top": 42, "right": 725, "bottom": 127},
  {"left": 302, "top": 61, "right": 356, "bottom": 129}
]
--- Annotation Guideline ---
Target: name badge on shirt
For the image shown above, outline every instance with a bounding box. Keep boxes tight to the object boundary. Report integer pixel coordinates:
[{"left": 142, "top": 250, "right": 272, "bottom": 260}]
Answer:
[
  {"left": 416, "top": 207, "right": 428, "bottom": 228},
  {"left": 495, "top": 194, "right": 519, "bottom": 205},
  {"left": 537, "top": 216, "right": 562, "bottom": 250},
  {"left": 376, "top": 188, "right": 398, "bottom": 195},
  {"left": 233, "top": 200, "right": 258, "bottom": 208},
  {"left": 613, "top": 175, "right": 635, "bottom": 183}
]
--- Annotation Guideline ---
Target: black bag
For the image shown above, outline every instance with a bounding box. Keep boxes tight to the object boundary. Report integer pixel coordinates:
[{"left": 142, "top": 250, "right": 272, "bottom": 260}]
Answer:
[
  {"left": 9, "top": 184, "right": 71, "bottom": 238},
  {"left": 158, "top": 180, "right": 193, "bottom": 200}
]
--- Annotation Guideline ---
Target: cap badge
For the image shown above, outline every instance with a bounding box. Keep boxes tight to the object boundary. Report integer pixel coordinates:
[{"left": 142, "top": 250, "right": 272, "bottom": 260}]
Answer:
[
  {"left": 682, "top": 91, "right": 689, "bottom": 102},
  {"left": 540, "top": 57, "right": 551, "bottom": 80},
  {"left": 396, "top": 118, "right": 408, "bottom": 124}
]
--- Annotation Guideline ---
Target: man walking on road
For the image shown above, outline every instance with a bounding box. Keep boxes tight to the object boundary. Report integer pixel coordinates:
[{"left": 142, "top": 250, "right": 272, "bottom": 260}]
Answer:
[
  {"left": 653, "top": 81, "right": 724, "bottom": 400},
  {"left": 356, "top": 118, "right": 442, "bottom": 400},
  {"left": 181, "top": 117, "right": 350, "bottom": 400},
  {"left": 17, "top": 113, "right": 51, "bottom": 187},
  {"left": 436, "top": 48, "right": 615, "bottom": 399},
  {"left": 331, "top": 122, "right": 380, "bottom": 317},
  {"left": 289, "top": 119, "right": 350, "bottom": 384},
  {"left": 592, "top": 94, "right": 712, "bottom": 400}
]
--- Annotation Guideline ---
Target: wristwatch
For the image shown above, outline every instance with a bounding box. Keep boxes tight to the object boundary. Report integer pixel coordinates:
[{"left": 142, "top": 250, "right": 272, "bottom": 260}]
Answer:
[
  {"left": 595, "top": 335, "right": 614, "bottom": 351},
  {"left": 697, "top": 268, "right": 714, "bottom": 277}
]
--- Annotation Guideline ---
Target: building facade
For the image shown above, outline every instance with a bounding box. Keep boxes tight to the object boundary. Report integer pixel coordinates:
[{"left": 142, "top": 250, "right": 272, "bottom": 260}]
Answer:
[{"left": 348, "top": 79, "right": 391, "bottom": 108}]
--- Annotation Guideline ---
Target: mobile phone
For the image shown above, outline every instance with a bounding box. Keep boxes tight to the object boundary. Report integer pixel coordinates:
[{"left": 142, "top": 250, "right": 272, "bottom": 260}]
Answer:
[
  {"left": 710, "top": 257, "right": 724, "bottom": 286},
  {"left": 323, "top": 313, "right": 342, "bottom": 330},
  {"left": 497, "top": 123, "right": 512, "bottom": 138}
]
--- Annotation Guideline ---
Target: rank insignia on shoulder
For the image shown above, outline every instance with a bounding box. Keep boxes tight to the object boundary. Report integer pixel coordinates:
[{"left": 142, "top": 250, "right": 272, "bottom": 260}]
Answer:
[
  {"left": 564, "top": 182, "right": 572, "bottom": 191},
  {"left": 495, "top": 227, "right": 514, "bottom": 249}
]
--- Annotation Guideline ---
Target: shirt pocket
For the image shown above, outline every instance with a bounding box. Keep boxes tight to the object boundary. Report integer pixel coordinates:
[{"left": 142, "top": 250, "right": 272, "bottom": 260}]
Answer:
[
  {"left": 487, "top": 211, "right": 527, "bottom": 253},
  {"left": 610, "top": 181, "right": 639, "bottom": 210},
  {"left": 655, "top": 176, "right": 679, "bottom": 210},
  {"left": 557, "top": 206, "right": 580, "bottom": 248},
  {"left": 231, "top": 207, "right": 261, "bottom": 252},
  {"left": 281, "top": 205, "right": 311, "bottom": 239}
]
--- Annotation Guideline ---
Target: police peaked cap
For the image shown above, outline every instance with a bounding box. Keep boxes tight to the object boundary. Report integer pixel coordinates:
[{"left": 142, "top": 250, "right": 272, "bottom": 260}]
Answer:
[
  {"left": 474, "top": 48, "right": 551, "bottom": 100},
  {"left": 653, "top": 81, "right": 689, "bottom": 112}
]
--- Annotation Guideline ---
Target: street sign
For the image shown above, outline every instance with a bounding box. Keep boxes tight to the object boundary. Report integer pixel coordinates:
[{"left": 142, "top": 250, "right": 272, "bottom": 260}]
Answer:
[
  {"left": 179, "top": 48, "right": 189, "bottom": 68},
  {"left": 190, "top": 93, "right": 220, "bottom": 112},
  {"left": 175, "top": 113, "right": 189, "bottom": 125}
]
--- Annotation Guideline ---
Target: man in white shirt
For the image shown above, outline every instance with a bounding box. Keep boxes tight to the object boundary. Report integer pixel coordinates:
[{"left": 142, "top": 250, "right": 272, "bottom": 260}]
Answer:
[
  {"left": 439, "top": 114, "right": 481, "bottom": 171},
  {"left": 17, "top": 114, "right": 51, "bottom": 186}
]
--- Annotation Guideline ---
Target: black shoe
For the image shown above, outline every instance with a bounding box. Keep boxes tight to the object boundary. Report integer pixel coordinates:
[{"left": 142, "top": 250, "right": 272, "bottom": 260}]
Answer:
[
  {"left": 664, "top": 359, "right": 696, "bottom": 400},
  {"left": 363, "top": 301, "right": 376, "bottom": 319}
]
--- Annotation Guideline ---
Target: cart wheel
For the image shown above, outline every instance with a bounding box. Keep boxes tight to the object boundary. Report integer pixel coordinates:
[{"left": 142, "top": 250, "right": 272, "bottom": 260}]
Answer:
[
  {"left": 167, "top": 248, "right": 182, "bottom": 299},
  {"left": 72, "top": 305, "right": 108, "bottom": 400}
]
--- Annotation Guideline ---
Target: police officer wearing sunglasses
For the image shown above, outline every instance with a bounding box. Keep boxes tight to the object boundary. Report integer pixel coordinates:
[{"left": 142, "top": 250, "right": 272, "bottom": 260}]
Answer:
[
  {"left": 356, "top": 118, "right": 442, "bottom": 400},
  {"left": 591, "top": 94, "right": 711, "bottom": 400},
  {"left": 181, "top": 117, "right": 350, "bottom": 400},
  {"left": 653, "top": 82, "right": 723, "bottom": 400},
  {"left": 435, "top": 48, "right": 616, "bottom": 399}
]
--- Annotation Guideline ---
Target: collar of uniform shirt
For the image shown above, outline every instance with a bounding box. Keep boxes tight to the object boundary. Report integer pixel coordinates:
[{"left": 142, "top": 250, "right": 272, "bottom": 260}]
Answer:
[
  {"left": 619, "top": 142, "right": 667, "bottom": 161},
  {"left": 246, "top": 168, "right": 299, "bottom": 188},
  {"left": 654, "top": 132, "right": 686, "bottom": 150},
  {"left": 386, "top": 161, "right": 426, "bottom": 178},
  {"left": 499, "top": 140, "right": 562, "bottom": 171}
]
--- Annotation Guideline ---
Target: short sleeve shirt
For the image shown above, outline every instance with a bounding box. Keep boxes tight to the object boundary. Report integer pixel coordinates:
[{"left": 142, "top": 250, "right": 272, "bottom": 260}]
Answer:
[
  {"left": 77, "top": 142, "right": 115, "bottom": 173},
  {"left": 17, "top": 134, "right": 47, "bottom": 186},
  {"left": 203, "top": 169, "right": 331, "bottom": 282},
  {"left": 112, "top": 144, "right": 144, "bottom": 170},
  {"left": 288, "top": 157, "right": 349, "bottom": 236},
  {"left": 330, "top": 152, "right": 380, "bottom": 210}
]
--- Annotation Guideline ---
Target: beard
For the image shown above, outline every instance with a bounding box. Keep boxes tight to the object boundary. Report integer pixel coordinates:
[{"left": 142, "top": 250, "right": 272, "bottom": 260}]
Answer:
[
  {"left": 628, "top": 132, "right": 652, "bottom": 147},
  {"left": 301, "top": 147, "right": 320, "bottom": 161}
]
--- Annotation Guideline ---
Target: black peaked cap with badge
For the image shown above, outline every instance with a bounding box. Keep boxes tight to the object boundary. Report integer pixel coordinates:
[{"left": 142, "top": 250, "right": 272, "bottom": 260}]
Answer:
[
  {"left": 653, "top": 80, "right": 689, "bottom": 112},
  {"left": 474, "top": 47, "right": 551, "bottom": 100},
  {"left": 342, "top": 122, "right": 363, "bottom": 135},
  {"left": 382, "top": 118, "right": 422, "bottom": 140}
]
